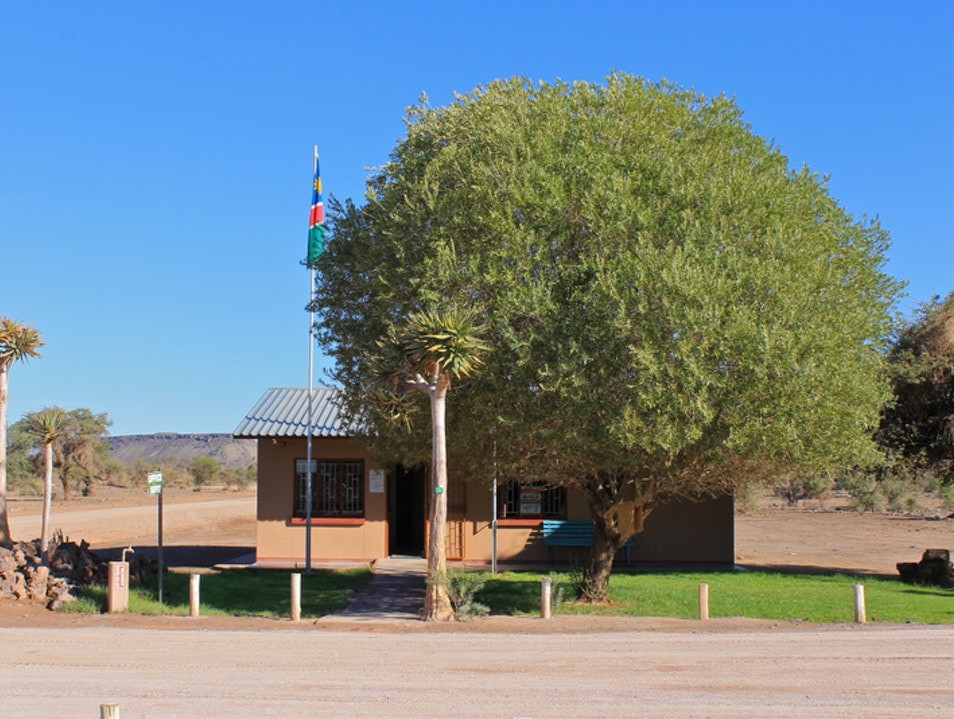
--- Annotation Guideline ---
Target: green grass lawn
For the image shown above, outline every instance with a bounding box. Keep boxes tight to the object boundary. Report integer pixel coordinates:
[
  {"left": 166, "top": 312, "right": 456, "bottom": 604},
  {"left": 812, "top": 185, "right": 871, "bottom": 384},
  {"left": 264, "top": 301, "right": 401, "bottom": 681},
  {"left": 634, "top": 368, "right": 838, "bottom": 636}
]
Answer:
[
  {"left": 477, "top": 571, "right": 954, "bottom": 624},
  {"left": 63, "top": 568, "right": 373, "bottom": 618}
]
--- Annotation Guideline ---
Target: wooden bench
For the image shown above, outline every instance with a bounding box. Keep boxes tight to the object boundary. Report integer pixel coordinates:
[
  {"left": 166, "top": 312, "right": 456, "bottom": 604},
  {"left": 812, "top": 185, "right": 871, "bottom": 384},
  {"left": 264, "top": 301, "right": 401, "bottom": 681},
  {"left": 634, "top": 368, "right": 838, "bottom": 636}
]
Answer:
[{"left": 541, "top": 520, "right": 635, "bottom": 565}]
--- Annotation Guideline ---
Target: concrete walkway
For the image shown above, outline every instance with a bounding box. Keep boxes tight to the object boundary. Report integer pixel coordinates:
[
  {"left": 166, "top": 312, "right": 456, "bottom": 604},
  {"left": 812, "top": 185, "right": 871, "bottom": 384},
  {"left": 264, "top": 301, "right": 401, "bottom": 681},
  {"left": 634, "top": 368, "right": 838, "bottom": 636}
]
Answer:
[{"left": 320, "top": 556, "right": 426, "bottom": 622}]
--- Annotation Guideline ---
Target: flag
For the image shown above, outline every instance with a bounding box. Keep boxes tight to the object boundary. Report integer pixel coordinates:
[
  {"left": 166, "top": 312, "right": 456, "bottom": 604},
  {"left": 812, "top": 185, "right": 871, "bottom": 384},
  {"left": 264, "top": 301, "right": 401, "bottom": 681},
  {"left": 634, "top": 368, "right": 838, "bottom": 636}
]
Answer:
[{"left": 306, "top": 154, "right": 325, "bottom": 268}]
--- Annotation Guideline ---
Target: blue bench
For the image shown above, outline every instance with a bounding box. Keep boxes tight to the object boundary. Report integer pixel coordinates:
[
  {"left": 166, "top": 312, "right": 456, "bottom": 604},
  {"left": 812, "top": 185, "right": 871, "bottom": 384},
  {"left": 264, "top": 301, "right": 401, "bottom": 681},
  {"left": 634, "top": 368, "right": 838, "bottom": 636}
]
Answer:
[{"left": 541, "top": 520, "right": 635, "bottom": 565}]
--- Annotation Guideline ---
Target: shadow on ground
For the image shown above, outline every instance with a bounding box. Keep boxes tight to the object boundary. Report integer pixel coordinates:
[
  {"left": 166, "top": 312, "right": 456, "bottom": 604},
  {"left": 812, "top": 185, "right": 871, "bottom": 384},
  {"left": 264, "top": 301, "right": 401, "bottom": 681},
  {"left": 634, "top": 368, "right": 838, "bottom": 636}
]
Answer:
[{"left": 97, "top": 545, "right": 254, "bottom": 568}]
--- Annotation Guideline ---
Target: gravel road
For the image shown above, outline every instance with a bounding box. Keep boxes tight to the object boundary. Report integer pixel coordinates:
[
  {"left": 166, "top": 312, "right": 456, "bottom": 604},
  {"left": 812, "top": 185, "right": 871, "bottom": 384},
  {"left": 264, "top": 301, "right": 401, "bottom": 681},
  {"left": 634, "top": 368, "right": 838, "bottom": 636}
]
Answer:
[
  {"left": 5, "top": 492, "right": 954, "bottom": 717},
  {"left": 2, "top": 624, "right": 952, "bottom": 717}
]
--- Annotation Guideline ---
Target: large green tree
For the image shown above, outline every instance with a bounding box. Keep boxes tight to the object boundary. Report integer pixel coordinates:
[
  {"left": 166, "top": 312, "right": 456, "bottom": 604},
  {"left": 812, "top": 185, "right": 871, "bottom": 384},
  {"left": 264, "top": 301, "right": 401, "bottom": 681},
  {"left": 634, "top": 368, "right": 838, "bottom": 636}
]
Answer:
[
  {"left": 0, "top": 318, "right": 43, "bottom": 546},
  {"left": 878, "top": 292, "right": 954, "bottom": 482},
  {"left": 316, "top": 75, "right": 900, "bottom": 601}
]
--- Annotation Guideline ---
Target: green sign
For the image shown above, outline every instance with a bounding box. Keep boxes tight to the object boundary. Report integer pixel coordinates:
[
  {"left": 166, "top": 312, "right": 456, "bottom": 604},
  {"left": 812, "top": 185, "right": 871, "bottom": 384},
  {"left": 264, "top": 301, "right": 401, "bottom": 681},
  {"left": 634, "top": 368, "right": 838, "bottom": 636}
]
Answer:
[{"left": 147, "top": 470, "right": 163, "bottom": 495}]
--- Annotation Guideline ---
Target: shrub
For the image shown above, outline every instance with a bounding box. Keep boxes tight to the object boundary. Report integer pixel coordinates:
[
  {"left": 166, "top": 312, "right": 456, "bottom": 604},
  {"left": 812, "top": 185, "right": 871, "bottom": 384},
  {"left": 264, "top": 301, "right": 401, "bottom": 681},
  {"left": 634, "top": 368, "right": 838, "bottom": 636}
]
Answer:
[
  {"left": 430, "top": 570, "right": 490, "bottom": 620},
  {"left": 773, "top": 473, "right": 832, "bottom": 506}
]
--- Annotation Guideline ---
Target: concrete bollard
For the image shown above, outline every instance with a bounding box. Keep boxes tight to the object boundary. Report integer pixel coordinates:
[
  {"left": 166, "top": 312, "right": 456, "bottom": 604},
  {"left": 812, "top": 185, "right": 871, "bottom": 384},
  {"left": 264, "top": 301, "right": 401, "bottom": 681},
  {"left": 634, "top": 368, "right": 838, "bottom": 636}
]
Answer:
[
  {"left": 291, "top": 573, "right": 302, "bottom": 621},
  {"left": 189, "top": 573, "right": 201, "bottom": 617},
  {"left": 853, "top": 583, "right": 866, "bottom": 624},
  {"left": 106, "top": 562, "right": 129, "bottom": 613},
  {"left": 698, "top": 583, "right": 709, "bottom": 621},
  {"left": 541, "top": 577, "right": 552, "bottom": 619}
]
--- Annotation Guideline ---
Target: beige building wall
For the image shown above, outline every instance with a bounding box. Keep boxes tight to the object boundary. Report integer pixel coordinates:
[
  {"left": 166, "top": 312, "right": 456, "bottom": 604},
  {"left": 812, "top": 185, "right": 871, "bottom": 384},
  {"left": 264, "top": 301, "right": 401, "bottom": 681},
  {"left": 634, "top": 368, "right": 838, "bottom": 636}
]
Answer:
[
  {"left": 255, "top": 439, "right": 734, "bottom": 566},
  {"left": 255, "top": 437, "right": 387, "bottom": 564},
  {"left": 456, "top": 477, "right": 734, "bottom": 564}
]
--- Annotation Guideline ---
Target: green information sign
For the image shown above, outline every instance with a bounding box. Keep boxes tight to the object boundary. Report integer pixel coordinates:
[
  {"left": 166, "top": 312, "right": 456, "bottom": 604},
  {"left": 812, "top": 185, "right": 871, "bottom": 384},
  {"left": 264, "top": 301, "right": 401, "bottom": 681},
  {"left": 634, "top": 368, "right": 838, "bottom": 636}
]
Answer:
[{"left": 147, "top": 470, "right": 163, "bottom": 495}]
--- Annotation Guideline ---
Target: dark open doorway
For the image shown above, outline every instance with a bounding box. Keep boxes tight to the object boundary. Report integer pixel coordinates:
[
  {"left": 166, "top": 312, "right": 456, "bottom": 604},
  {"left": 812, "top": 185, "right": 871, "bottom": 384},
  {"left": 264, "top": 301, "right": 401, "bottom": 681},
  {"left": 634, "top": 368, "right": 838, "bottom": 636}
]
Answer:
[{"left": 388, "top": 464, "right": 425, "bottom": 556}]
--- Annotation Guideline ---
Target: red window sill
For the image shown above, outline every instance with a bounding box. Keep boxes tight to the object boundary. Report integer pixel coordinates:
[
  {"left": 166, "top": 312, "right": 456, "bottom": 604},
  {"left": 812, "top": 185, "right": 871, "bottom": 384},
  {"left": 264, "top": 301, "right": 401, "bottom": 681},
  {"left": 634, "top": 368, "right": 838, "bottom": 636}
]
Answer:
[
  {"left": 495, "top": 518, "right": 544, "bottom": 528},
  {"left": 289, "top": 517, "right": 366, "bottom": 527}
]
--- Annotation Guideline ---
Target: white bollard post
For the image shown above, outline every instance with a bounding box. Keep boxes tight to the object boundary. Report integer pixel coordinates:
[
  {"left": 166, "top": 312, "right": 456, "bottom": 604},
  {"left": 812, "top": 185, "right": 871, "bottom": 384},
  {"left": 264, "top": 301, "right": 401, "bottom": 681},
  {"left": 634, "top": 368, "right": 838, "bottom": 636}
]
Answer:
[
  {"left": 189, "top": 573, "right": 200, "bottom": 618},
  {"left": 853, "top": 583, "right": 866, "bottom": 624},
  {"left": 100, "top": 703, "right": 120, "bottom": 719},
  {"left": 699, "top": 583, "right": 709, "bottom": 621},
  {"left": 106, "top": 562, "right": 129, "bottom": 613},
  {"left": 291, "top": 573, "right": 302, "bottom": 621},
  {"left": 541, "top": 577, "right": 552, "bottom": 620}
]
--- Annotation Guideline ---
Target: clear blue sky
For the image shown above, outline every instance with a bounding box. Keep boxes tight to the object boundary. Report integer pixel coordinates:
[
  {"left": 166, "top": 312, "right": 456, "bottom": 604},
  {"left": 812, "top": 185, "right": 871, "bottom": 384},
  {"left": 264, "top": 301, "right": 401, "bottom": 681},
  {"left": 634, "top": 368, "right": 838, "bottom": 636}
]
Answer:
[{"left": 2, "top": 2, "right": 951, "bottom": 436}]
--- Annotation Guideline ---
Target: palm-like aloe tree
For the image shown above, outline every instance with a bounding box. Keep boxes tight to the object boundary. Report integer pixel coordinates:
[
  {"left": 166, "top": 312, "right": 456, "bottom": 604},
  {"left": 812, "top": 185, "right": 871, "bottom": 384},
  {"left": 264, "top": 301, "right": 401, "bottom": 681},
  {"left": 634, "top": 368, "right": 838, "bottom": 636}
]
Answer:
[
  {"left": 378, "top": 307, "right": 488, "bottom": 621},
  {"left": 26, "top": 408, "right": 66, "bottom": 555},
  {"left": 0, "top": 318, "right": 44, "bottom": 547}
]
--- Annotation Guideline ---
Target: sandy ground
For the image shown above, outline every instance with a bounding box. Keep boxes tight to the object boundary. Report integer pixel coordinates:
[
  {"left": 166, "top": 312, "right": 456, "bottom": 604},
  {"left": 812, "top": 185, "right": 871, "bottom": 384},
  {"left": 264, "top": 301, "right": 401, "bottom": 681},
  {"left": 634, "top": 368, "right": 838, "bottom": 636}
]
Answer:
[
  {"left": 3, "top": 623, "right": 954, "bottom": 718},
  {"left": 2, "top": 490, "right": 953, "bottom": 717}
]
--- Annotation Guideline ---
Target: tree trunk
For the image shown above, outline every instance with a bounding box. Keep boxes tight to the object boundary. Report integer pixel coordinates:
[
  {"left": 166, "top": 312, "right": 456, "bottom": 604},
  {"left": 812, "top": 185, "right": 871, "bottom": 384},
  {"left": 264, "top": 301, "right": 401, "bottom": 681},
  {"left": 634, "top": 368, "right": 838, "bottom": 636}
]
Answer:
[
  {"left": 423, "top": 379, "right": 454, "bottom": 621},
  {"left": 0, "top": 365, "right": 11, "bottom": 547},
  {"left": 582, "top": 510, "right": 626, "bottom": 603},
  {"left": 60, "top": 469, "right": 71, "bottom": 502},
  {"left": 40, "top": 442, "right": 53, "bottom": 556},
  {"left": 582, "top": 497, "right": 656, "bottom": 603}
]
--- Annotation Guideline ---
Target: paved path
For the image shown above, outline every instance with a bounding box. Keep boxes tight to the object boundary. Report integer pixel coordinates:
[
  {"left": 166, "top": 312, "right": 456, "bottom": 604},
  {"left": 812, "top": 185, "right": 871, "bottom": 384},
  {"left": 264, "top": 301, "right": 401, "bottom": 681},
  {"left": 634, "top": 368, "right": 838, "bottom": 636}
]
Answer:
[{"left": 322, "top": 555, "right": 426, "bottom": 622}]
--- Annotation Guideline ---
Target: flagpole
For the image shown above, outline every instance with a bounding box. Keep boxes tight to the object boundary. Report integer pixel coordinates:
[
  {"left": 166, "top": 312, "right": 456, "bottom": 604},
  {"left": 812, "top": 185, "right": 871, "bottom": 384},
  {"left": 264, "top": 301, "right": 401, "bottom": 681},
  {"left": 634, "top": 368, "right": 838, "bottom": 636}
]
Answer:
[{"left": 304, "top": 145, "right": 318, "bottom": 573}]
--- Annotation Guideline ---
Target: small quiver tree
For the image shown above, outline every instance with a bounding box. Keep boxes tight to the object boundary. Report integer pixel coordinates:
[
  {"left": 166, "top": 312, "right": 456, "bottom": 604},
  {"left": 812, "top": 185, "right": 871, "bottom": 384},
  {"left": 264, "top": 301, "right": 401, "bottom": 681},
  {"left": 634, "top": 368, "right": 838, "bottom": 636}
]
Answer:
[
  {"left": 0, "top": 318, "right": 43, "bottom": 547},
  {"left": 372, "top": 307, "right": 488, "bottom": 621},
  {"left": 25, "top": 407, "right": 67, "bottom": 557}
]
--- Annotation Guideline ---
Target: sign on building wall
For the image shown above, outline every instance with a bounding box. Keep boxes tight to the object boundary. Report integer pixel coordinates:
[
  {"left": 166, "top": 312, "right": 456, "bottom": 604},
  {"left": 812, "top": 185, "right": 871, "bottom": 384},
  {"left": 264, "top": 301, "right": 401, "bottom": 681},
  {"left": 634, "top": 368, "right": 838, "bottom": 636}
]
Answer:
[
  {"left": 520, "top": 490, "right": 542, "bottom": 515},
  {"left": 369, "top": 469, "right": 385, "bottom": 494}
]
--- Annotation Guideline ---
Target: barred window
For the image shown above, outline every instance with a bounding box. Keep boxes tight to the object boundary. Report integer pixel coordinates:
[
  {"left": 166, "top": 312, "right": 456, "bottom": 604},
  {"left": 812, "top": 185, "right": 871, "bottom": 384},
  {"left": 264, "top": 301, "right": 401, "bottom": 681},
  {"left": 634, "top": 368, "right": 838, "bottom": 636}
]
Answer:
[
  {"left": 295, "top": 459, "right": 365, "bottom": 517},
  {"left": 499, "top": 481, "right": 566, "bottom": 519}
]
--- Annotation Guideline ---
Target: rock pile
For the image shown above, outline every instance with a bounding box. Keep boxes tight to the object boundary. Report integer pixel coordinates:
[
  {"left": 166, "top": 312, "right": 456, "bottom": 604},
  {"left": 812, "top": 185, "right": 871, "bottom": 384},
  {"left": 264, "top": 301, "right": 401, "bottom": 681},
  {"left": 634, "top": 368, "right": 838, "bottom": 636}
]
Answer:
[
  {"left": 897, "top": 549, "right": 954, "bottom": 588},
  {"left": 0, "top": 538, "right": 148, "bottom": 610}
]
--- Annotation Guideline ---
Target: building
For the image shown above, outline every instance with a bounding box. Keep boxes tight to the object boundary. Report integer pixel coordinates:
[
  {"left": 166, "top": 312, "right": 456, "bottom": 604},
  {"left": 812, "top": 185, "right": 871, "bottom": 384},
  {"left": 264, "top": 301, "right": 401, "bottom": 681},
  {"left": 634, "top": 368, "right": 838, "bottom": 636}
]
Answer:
[{"left": 234, "top": 387, "right": 734, "bottom": 567}]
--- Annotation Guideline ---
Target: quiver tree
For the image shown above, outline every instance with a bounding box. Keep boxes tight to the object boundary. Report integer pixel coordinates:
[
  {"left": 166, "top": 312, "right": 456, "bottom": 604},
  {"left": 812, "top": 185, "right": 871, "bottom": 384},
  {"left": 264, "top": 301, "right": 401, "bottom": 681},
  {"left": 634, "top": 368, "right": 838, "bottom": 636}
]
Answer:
[
  {"left": 25, "top": 407, "right": 66, "bottom": 556},
  {"left": 316, "top": 74, "right": 900, "bottom": 603},
  {"left": 370, "top": 307, "right": 487, "bottom": 621},
  {"left": 0, "top": 318, "right": 43, "bottom": 547}
]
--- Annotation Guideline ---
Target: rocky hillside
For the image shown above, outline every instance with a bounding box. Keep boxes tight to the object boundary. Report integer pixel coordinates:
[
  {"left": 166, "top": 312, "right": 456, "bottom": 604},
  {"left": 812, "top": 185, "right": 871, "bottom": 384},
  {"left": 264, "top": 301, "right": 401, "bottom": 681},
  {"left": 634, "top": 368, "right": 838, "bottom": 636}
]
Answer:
[{"left": 108, "top": 433, "right": 256, "bottom": 469}]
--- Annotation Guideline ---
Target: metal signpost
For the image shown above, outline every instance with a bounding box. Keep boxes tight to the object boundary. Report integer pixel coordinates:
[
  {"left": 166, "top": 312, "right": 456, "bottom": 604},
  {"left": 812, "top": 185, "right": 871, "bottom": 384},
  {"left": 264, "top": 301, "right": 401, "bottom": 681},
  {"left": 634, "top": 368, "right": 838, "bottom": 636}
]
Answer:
[{"left": 148, "top": 470, "right": 164, "bottom": 602}]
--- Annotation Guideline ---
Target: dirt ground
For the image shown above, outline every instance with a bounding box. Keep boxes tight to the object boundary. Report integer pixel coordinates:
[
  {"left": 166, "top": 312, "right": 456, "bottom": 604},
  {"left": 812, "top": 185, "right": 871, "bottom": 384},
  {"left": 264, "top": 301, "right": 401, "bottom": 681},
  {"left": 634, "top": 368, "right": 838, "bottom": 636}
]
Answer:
[{"left": 2, "top": 490, "right": 953, "bottom": 717}]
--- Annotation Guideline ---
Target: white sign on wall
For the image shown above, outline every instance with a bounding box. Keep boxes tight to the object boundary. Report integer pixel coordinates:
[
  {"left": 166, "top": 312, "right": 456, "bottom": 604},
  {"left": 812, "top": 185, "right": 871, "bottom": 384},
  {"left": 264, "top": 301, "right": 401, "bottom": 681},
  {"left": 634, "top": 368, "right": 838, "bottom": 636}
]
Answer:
[{"left": 369, "top": 469, "right": 385, "bottom": 494}]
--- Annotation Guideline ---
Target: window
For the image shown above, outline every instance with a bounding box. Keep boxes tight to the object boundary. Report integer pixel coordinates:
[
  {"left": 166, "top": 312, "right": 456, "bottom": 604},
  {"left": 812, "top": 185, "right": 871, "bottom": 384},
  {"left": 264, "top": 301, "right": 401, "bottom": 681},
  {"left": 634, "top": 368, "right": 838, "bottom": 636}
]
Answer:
[
  {"left": 295, "top": 459, "right": 365, "bottom": 517},
  {"left": 498, "top": 481, "right": 566, "bottom": 519}
]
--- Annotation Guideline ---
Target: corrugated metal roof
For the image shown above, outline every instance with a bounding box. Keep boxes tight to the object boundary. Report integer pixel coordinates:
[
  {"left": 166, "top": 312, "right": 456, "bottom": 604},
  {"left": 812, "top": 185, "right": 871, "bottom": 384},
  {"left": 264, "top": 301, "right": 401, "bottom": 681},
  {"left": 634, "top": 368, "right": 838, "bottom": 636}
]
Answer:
[{"left": 233, "top": 387, "right": 357, "bottom": 438}]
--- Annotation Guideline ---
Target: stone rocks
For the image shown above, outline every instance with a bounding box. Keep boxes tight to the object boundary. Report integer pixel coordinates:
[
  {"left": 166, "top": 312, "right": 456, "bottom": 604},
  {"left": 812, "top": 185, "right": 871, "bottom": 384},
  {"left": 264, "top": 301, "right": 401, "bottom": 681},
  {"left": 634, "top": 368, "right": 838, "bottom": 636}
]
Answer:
[
  {"left": 897, "top": 549, "right": 954, "bottom": 588},
  {"left": 0, "top": 537, "right": 133, "bottom": 610}
]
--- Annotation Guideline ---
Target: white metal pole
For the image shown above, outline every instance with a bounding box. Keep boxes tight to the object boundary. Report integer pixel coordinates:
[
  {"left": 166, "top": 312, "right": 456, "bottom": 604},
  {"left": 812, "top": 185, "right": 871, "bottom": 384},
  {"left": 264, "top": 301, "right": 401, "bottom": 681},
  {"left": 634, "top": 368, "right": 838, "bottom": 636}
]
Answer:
[{"left": 304, "top": 145, "right": 318, "bottom": 573}]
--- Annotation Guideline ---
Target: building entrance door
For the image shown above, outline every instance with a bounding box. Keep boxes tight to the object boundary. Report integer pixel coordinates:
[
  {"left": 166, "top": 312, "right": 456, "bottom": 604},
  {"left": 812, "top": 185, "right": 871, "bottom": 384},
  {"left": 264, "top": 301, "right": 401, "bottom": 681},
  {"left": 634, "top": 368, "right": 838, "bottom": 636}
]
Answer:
[{"left": 388, "top": 465, "right": 425, "bottom": 556}]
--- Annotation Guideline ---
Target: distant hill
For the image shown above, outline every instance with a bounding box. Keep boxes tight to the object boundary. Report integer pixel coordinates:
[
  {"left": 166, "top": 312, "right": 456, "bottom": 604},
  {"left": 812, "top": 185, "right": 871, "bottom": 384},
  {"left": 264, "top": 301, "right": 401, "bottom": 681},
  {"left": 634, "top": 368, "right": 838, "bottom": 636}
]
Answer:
[{"left": 108, "top": 433, "right": 257, "bottom": 469}]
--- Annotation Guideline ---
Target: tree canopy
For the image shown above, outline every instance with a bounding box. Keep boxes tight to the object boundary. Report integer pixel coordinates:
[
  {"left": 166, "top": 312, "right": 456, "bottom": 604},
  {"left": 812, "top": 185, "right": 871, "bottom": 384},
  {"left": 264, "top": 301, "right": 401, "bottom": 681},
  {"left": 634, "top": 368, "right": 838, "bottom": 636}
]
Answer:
[
  {"left": 315, "top": 75, "right": 901, "bottom": 599},
  {"left": 12, "top": 407, "right": 113, "bottom": 500},
  {"left": 878, "top": 292, "right": 954, "bottom": 482}
]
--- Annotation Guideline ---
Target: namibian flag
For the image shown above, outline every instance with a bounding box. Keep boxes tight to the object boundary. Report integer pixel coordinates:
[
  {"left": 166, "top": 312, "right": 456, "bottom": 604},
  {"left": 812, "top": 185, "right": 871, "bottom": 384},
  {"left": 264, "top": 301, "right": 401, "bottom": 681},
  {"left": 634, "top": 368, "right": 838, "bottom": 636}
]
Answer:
[{"left": 306, "top": 153, "right": 325, "bottom": 268}]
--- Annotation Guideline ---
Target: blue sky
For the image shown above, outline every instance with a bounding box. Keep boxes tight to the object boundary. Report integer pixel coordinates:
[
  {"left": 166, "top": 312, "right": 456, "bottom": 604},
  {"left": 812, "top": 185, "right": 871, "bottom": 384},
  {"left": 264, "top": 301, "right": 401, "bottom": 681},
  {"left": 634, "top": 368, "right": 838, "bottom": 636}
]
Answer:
[{"left": 2, "top": 1, "right": 951, "bottom": 436}]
